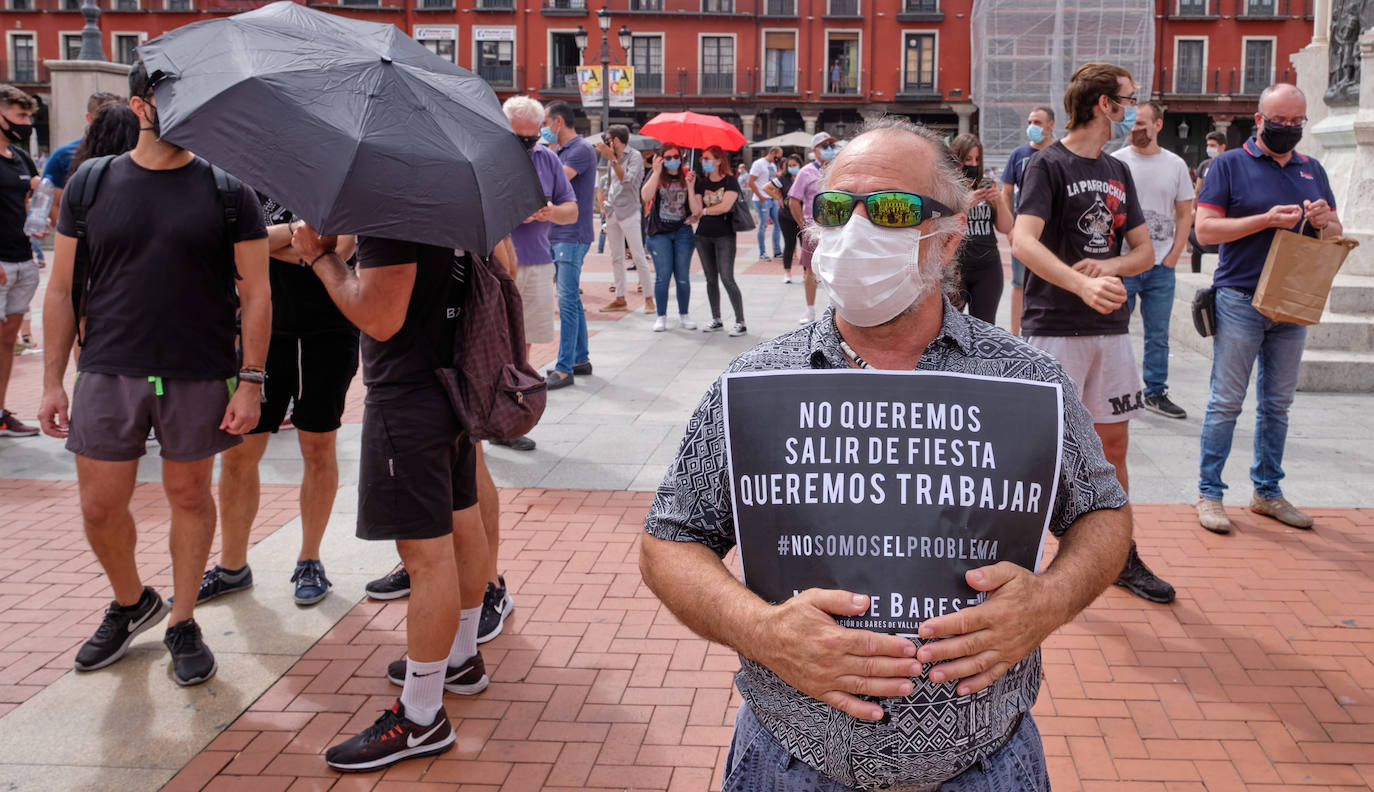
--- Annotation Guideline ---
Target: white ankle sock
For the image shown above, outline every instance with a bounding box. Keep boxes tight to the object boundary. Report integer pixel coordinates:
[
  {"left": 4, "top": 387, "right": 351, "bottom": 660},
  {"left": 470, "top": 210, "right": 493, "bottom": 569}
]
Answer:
[
  {"left": 449, "top": 607, "right": 480, "bottom": 666},
  {"left": 398, "top": 657, "right": 447, "bottom": 726}
]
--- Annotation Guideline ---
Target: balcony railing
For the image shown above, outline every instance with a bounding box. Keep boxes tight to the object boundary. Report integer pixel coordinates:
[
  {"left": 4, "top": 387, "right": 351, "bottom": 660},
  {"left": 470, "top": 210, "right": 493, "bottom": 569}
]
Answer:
[
  {"left": 541, "top": 0, "right": 586, "bottom": 10},
  {"left": 700, "top": 71, "right": 733, "bottom": 94},
  {"left": 478, "top": 63, "right": 514, "bottom": 86},
  {"left": 826, "top": 0, "right": 858, "bottom": 14},
  {"left": 823, "top": 68, "right": 859, "bottom": 95},
  {"left": 635, "top": 70, "right": 663, "bottom": 95},
  {"left": 764, "top": 0, "right": 794, "bottom": 13},
  {"left": 547, "top": 64, "right": 580, "bottom": 91},
  {"left": 417, "top": 0, "right": 454, "bottom": 7},
  {"left": 8, "top": 60, "right": 46, "bottom": 83},
  {"left": 474, "top": 0, "right": 514, "bottom": 7},
  {"left": 903, "top": 0, "right": 937, "bottom": 12},
  {"left": 629, "top": 0, "right": 662, "bottom": 8}
]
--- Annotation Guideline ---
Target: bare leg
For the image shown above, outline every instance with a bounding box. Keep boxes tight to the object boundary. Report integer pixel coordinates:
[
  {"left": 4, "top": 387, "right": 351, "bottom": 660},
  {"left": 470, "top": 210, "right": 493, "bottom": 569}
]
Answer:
[
  {"left": 1011, "top": 287, "right": 1023, "bottom": 336},
  {"left": 216, "top": 433, "right": 270, "bottom": 570},
  {"left": 76, "top": 455, "right": 143, "bottom": 606},
  {"left": 396, "top": 535, "right": 460, "bottom": 662},
  {"left": 803, "top": 268, "right": 817, "bottom": 309},
  {"left": 452, "top": 504, "right": 489, "bottom": 610},
  {"left": 1095, "top": 421, "right": 1130, "bottom": 495},
  {"left": 163, "top": 456, "right": 219, "bottom": 624},
  {"left": 296, "top": 429, "right": 339, "bottom": 561},
  {"left": 475, "top": 444, "right": 500, "bottom": 586},
  {"left": 0, "top": 314, "right": 21, "bottom": 409}
]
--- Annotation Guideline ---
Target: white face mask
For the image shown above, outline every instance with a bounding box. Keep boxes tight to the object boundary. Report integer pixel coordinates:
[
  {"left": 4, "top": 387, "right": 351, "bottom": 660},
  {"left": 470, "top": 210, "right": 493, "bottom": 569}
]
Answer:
[
  {"left": 812, "top": 216, "right": 941, "bottom": 327},
  {"left": 1206, "top": 146, "right": 1219, "bottom": 158}
]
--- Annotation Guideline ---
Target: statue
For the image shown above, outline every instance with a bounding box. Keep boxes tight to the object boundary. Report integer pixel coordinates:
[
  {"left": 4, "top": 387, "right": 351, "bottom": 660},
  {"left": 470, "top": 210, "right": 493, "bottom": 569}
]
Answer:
[{"left": 1327, "top": 0, "right": 1371, "bottom": 106}]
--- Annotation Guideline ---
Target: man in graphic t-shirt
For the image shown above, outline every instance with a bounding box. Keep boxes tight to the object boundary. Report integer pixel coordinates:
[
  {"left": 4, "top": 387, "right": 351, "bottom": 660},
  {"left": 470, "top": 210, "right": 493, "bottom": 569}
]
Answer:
[
  {"left": 1012, "top": 62, "right": 1176, "bottom": 605},
  {"left": 39, "top": 61, "right": 270, "bottom": 686},
  {"left": 1112, "top": 101, "right": 1195, "bottom": 420}
]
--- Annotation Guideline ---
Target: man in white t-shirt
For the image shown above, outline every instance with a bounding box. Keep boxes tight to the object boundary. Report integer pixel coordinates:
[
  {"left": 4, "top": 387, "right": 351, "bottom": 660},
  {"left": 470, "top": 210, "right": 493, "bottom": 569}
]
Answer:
[
  {"left": 747, "top": 147, "right": 782, "bottom": 261},
  {"left": 1112, "top": 100, "right": 1195, "bottom": 420}
]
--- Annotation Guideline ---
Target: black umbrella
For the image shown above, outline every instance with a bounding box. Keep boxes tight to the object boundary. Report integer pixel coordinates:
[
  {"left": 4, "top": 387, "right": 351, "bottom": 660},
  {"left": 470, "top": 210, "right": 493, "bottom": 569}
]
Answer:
[
  {"left": 582, "top": 132, "right": 661, "bottom": 151},
  {"left": 138, "top": 0, "right": 544, "bottom": 254}
]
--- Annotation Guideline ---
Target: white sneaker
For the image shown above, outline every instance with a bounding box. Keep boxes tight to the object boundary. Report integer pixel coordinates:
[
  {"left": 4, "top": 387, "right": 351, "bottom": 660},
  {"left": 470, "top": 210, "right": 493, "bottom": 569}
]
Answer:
[
  {"left": 728, "top": 323, "right": 747, "bottom": 337},
  {"left": 799, "top": 306, "right": 816, "bottom": 325},
  {"left": 782, "top": 273, "right": 792, "bottom": 284},
  {"left": 678, "top": 315, "right": 697, "bottom": 331},
  {"left": 652, "top": 316, "right": 667, "bottom": 332}
]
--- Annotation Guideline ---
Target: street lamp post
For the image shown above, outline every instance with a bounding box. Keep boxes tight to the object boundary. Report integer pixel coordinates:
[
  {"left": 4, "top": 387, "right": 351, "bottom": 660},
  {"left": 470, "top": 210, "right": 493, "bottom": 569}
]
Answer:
[{"left": 574, "top": 8, "right": 632, "bottom": 134}]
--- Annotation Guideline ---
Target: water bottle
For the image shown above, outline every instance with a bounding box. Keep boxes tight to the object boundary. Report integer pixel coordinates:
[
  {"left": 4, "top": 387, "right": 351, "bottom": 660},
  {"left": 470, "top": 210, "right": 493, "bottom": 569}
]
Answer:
[{"left": 24, "top": 177, "right": 54, "bottom": 237}]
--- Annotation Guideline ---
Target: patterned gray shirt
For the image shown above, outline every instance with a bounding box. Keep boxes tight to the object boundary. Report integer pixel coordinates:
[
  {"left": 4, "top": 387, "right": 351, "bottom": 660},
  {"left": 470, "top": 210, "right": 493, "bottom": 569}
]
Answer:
[{"left": 644, "top": 303, "right": 1127, "bottom": 789}]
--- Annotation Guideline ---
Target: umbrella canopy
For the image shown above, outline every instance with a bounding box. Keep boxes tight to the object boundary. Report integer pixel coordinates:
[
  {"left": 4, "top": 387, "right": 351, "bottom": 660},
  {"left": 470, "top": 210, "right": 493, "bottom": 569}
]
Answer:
[
  {"left": 582, "top": 132, "right": 660, "bottom": 151},
  {"left": 749, "top": 130, "right": 815, "bottom": 149},
  {"left": 138, "top": 0, "right": 544, "bottom": 254},
  {"left": 638, "top": 111, "right": 747, "bottom": 152}
]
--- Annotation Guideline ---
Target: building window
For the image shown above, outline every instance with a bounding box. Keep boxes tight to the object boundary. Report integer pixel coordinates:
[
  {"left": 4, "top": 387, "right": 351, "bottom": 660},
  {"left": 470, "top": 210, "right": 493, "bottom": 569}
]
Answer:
[
  {"left": 631, "top": 35, "right": 663, "bottom": 95},
  {"left": 701, "top": 35, "right": 733, "bottom": 94},
  {"left": 167, "top": 0, "right": 191, "bottom": 9},
  {"left": 112, "top": 33, "right": 142, "bottom": 65},
  {"left": 476, "top": 0, "right": 514, "bottom": 8},
  {"left": 9, "top": 34, "right": 35, "bottom": 82},
  {"left": 62, "top": 33, "right": 83, "bottom": 61},
  {"left": 1175, "top": 39, "right": 1204, "bottom": 94},
  {"left": 421, "top": 39, "right": 456, "bottom": 62},
  {"left": 702, "top": 0, "right": 731, "bottom": 11},
  {"left": 904, "top": 0, "right": 937, "bottom": 11},
  {"left": 763, "top": 31, "right": 796, "bottom": 93},
  {"left": 63, "top": 0, "right": 82, "bottom": 8},
  {"left": 826, "top": 32, "right": 859, "bottom": 94},
  {"left": 902, "top": 32, "right": 935, "bottom": 93},
  {"left": 763, "top": 0, "right": 794, "bottom": 13},
  {"left": 476, "top": 34, "right": 515, "bottom": 86},
  {"left": 828, "top": 0, "right": 858, "bottom": 15},
  {"left": 112, "top": 0, "right": 139, "bottom": 9},
  {"left": 1177, "top": 0, "right": 1206, "bottom": 14},
  {"left": 630, "top": 0, "right": 662, "bottom": 9},
  {"left": 1243, "top": 39, "right": 1273, "bottom": 94},
  {"left": 10, "top": 0, "right": 32, "bottom": 9},
  {"left": 549, "top": 31, "right": 581, "bottom": 90},
  {"left": 1245, "top": 0, "right": 1275, "bottom": 14}
]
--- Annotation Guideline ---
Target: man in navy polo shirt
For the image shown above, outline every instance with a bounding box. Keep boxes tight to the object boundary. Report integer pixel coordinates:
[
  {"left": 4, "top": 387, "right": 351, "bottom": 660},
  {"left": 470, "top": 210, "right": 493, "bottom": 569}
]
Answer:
[{"left": 1194, "top": 84, "right": 1341, "bottom": 535}]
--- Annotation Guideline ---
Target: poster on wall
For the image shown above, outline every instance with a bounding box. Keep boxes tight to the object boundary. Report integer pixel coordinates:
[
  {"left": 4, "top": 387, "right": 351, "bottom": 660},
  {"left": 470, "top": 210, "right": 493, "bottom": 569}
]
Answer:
[
  {"left": 577, "top": 65, "right": 634, "bottom": 109},
  {"left": 722, "top": 369, "right": 1063, "bottom": 635}
]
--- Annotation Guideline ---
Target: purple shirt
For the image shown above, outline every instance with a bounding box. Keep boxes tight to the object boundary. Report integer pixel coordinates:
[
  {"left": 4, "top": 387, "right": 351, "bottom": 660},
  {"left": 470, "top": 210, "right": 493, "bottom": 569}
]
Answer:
[
  {"left": 786, "top": 160, "right": 824, "bottom": 224},
  {"left": 510, "top": 144, "right": 576, "bottom": 267}
]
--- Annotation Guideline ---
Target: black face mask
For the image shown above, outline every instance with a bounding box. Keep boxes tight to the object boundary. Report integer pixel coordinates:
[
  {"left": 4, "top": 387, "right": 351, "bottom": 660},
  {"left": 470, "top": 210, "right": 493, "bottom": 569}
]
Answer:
[
  {"left": 962, "top": 164, "right": 981, "bottom": 185},
  {"left": 518, "top": 134, "right": 540, "bottom": 151},
  {"left": 2, "top": 119, "right": 32, "bottom": 146},
  {"left": 139, "top": 97, "right": 162, "bottom": 139},
  {"left": 1261, "top": 120, "right": 1303, "bottom": 155}
]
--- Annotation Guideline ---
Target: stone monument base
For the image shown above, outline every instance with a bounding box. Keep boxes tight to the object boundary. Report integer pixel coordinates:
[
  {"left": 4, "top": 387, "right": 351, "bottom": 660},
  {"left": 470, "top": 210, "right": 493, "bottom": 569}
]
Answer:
[{"left": 45, "top": 60, "right": 131, "bottom": 152}]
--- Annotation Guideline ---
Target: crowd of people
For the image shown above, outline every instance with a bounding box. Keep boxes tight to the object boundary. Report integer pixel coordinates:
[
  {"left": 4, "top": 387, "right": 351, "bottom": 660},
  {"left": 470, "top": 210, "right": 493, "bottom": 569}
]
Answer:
[{"left": 0, "top": 49, "right": 1342, "bottom": 788}]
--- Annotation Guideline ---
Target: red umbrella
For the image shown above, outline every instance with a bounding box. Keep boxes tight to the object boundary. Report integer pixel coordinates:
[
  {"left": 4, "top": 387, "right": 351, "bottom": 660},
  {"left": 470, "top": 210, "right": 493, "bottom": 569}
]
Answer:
[{"left": 639, "top": 111, "right": 748, "bottom": 152}]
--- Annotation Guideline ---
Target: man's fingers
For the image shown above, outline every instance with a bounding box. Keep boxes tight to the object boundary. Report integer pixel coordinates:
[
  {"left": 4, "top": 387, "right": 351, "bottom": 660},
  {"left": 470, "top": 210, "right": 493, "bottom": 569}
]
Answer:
[
  {"left": 835, "top": 672, "right": 914, "bottom": 700},
  {"left": 804, "top": 588, "right": 874, "bottom": 617},
  {"left": 854, "top": 653, "right": 923, "bottom": 679},
  {"left": 856, "top": 628, "right": 919, "bottom": 658},
  {"left": 948, "top": 665, "right": 1009, "bottom": 697},
  {"left": 818, "top": 691, "right": 885, "bottom": 722}
]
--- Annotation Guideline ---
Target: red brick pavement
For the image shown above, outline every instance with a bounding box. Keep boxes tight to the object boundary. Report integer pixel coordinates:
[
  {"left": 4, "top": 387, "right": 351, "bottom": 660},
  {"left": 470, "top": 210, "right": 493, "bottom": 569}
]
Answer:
[
  {"left": 148, "top": 497, "right": 1372, "bottom": 792},
  {"left": 0, "top": 478, "right": 301, "bottom": 718}
]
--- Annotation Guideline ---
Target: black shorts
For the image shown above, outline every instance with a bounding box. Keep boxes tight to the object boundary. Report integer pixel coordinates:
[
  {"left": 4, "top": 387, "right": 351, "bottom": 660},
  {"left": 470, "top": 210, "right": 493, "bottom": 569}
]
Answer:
[
  {"left": 251, "top": 331, "right": 359, "bottom": 435},
  {"left": 357, "top": 383, "right": 477, "bottom": 542}
]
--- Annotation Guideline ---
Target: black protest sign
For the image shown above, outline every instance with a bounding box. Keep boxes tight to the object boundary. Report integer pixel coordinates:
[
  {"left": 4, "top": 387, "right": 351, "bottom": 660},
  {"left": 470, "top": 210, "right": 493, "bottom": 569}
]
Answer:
[{"left": 722, "top": 369, "right": 1063, "bottom": 635}]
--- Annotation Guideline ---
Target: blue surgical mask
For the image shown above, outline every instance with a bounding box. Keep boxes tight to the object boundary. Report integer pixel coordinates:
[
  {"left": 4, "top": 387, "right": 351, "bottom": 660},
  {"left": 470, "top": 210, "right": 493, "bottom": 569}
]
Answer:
[
  {"left": 1112, "top": 105, "right": 1137, "bottom": 139},
  {"left": 819, "top": 145, "right": 836, "bottom": 161},
  {"left": 539, "top": 126, "right": 556, "bottom": 145},
  {"left": 702, "top": 160, "right": 716, "bottom": 174},
  {"left": 664, "top": 157, "right": 681, "bottom": 171},
  {"left": 1026, "top": 124, "right": 1044, "bottom": 144},
  {"left": 787, "top": 165, "right": 799, "bottom": 175}
]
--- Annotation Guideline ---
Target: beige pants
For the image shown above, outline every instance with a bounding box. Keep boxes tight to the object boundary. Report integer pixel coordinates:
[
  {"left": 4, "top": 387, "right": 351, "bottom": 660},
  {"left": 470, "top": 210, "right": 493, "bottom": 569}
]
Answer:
[
  {"left": 606, "top": 211, "right": 653, "bottom": 297},
  {"left": 515, "top": 263, "right": 555, "bottom": 344}
]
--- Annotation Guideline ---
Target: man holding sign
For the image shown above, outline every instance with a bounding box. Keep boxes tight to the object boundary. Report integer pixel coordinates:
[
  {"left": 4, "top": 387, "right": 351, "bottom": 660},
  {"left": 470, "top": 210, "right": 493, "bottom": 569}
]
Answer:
[{"left": 641, "top": 117, "right": 1132, "bottom": 791}]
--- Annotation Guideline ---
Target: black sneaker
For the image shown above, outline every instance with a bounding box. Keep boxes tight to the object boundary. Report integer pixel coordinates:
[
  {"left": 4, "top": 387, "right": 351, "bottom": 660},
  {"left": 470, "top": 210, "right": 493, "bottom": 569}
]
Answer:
[
  {"left": 477, "top": 575, "right": 514, "bottom": 644},
  {"left": 1114, "top": 545, "right": 1176, "bottom": 604},
  {"left": 325, "top": 700, "right": 455, "bottom": 773},
  {"left": 0, "top": 409, "right": 39, "bottom": 437},
  {"left": 291, "top": 559, "right": 331, "bottom": 605},
  {"left": 1144, "top": 392, "right": 1187, "bottom": 419},
  {"left": 74, "top": 587, "right": 166, "bottom": 671},
  {"left": 163, "top": 618, "right": 217, "bottom": 686},
  {"left": 365, "top": 566, "right": 410, "bottom": 600},
  {"left": 704, "top": 319, "right": 724, "bottom": 332},
  {"left": 178, "top": 564, "right": 252, "bottom": 604},
  {"left": 386, "top": 651, "right": 489, "bottom": 695},
  {"left": 490, "top": 436, "right": 536, "bottom": 451}
]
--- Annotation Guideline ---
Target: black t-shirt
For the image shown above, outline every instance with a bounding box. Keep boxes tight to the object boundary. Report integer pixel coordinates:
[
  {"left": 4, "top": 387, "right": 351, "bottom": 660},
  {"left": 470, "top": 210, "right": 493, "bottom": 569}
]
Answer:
[
  {"left": 772, "top": 173, "right": 798, "bottom": 229},
  {"left": 1015, "top": 141, "right": 1145, "bottom": 336},
  {"left": 0, "top": 146, "right": 36, "bottom": 261},
  {"left": 354, "top": 236, "right": 461, "bottom": 388},
  {"left": 956, "top": 199, "right": 1000, "bottom": 270},
  {"left": 694, "top": 173, "right": 740, "bottom": 238},
  {"left": 258, "top": 195, "right": 355, "bottom": 338},
  {"left": 56, "top": 154, "right": 268, "bottom": 378}
]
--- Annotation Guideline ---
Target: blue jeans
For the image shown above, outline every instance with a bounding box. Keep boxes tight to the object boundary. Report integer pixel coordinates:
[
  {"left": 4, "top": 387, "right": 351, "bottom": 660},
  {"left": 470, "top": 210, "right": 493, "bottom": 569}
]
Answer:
[
  {"left": 1198, "top": 286, "right": 1307, "bottom": 501},
  {"left": 755, "top": 199, "right": 781, "bottom": 257},
  {"left": 1123, "top": 263, "right": 1177, "bottom": 397},
  {"left": 646, "top": 225, "right": 694, "bottom": 317},
  {"left": 722, "top": 701, "right": 1048, "bottom": 792},
  {"left": 551, "top": 241, "right": 590, "bottom": 374}
]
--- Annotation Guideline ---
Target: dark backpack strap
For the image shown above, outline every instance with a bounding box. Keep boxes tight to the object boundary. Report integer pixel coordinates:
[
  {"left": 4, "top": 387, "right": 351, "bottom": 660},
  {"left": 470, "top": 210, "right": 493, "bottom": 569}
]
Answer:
[
  {"left": 66, "top": 155, "right": 116, "bottom": 347},
  {"left": 211, "top": 164, "right": 243, "bottom": 282}
]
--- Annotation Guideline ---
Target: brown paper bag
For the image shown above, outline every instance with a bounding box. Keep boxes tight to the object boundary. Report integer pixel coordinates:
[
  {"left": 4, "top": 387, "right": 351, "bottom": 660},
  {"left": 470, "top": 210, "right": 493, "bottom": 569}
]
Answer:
[{"left": 1252, "top": 224, "right": 1358, "bottom": 325}]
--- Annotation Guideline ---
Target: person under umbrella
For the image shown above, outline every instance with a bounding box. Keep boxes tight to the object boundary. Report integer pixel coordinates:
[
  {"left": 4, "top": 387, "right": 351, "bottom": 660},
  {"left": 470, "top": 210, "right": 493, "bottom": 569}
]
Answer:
[{"left": 689, "top": 145, "right": 746, "bottom": 337}]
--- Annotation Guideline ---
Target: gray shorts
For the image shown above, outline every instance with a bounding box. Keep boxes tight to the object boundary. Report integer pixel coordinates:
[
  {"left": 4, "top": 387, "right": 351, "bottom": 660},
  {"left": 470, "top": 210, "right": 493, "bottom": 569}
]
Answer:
[
  {"left": 1024, "top": 334, "right": 1142, "bottom": 424},
  {"left": 0, "top": 259, "right": 39, "bottom": 316},
  {"left": 66, "top": 372, "right": 243, "bottom": 462}
]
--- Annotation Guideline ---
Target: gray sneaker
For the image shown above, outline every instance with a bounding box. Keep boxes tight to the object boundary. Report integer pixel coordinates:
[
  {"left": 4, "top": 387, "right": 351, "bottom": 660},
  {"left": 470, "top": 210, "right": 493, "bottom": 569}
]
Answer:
[
  {"left": 1196, "top": 498, "right": 1232, "bottom": 535},
  {"left": 1249, "top": 494, "right": 1313, "bottom": 529}
]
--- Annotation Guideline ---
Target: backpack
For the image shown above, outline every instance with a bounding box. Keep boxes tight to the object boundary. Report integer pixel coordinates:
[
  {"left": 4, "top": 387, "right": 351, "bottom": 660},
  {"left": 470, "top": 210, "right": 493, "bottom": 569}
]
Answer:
[
  {"left": 433, "top": 252, "right": 546, "bottom": 442},
  {"left": 65, "top": 154, "right": 243, "bottom": 345}
]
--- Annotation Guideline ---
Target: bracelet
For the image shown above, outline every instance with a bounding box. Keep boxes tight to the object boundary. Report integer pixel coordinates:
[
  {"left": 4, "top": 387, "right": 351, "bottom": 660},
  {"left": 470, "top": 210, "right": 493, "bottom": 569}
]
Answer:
[
  {"left": 237, "top": 368, "right": 266, "bottom": 384},
  {"left": 309, "top": 250, "right": 335, "bottom": 268}
]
